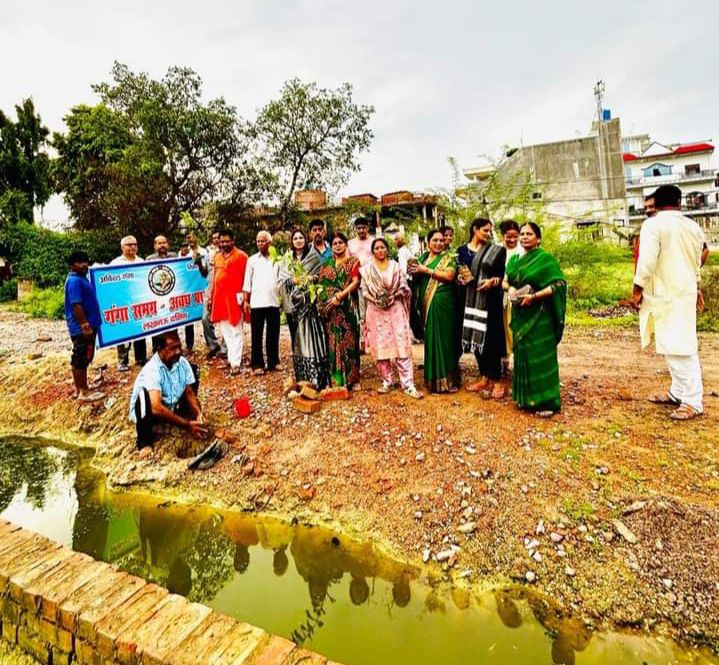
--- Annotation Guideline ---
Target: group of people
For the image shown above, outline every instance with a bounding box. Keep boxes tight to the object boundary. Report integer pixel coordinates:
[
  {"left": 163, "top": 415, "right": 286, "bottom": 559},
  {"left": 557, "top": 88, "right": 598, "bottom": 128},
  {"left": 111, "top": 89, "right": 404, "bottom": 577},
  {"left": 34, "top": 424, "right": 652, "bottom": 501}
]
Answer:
[{"left": 63, "top": 182, "right": 707, "bottom": 451}]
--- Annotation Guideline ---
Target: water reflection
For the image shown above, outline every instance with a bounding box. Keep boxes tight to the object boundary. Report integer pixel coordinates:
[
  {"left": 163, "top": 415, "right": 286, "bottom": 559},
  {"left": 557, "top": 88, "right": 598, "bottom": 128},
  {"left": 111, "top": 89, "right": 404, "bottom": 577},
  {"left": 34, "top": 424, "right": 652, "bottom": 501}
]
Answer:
[{"left": 1, "top": 437, "right": 716, "bottom": 665}]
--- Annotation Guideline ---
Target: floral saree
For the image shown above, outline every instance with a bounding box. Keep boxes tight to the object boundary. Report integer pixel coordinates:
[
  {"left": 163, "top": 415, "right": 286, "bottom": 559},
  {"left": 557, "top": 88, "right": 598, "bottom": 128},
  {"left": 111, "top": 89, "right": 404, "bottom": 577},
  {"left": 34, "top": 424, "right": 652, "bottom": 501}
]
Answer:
[{"left": 318, "top": 256, "right": 361, "bottom": 388}]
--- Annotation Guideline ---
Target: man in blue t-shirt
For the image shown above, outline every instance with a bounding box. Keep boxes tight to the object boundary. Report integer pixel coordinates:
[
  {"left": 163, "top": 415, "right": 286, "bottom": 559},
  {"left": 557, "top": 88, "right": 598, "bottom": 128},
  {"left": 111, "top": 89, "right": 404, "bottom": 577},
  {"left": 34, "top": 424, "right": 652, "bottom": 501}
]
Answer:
[
  {"left": 64, "top": 251, "right": 104, "bottom": 402},
  {"left": 128, "top": 330, "right": 208, "bottom": 455}
]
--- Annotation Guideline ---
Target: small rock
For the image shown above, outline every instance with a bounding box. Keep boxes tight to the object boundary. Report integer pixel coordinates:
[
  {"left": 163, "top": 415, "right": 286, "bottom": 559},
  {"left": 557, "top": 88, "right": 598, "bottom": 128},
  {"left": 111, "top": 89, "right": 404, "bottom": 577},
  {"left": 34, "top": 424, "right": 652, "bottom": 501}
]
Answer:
[
  {"left": 565, "top": 566, "right": 576, "bottom": 577},
  {"left": 458, "top": 522, "right": 476, "bottom": 534},
  {"left": 526, "top": 539, "right": 540, "bottom": 550},
  {"left": 525, "top": 571, "right": 537, "bottom": 583},
  {"left": 536, "top": 520, "right": 546, "bottom": 535},
  {"left": 532, "top": 551, "right": 542, "bottom": 563},
  {"left": 422, "top": 549, "right": 431, "bottom": 563},
  {"left": 436, "top": 549, "right": 455, "bottom": 562},
  {"left": 622, "top": 500, "right": 647, "bottom": 515},
  {"left": 520, "top": 485, "right": 529, "bottom": 494},
  {"left": 549, "top": 532, "right": 564, "bottom": 543},
  {"left": 662, "top": 578, "right": 673, "bottom": 590},
  {"left": 612, "top": 519, "right": 638, "bottom": 544},
  {"left": 414, "top": 511, "right": 423, "bottom": 520},
  {"left": 415, "top": 452, "right": 426, "bottom": 462}
]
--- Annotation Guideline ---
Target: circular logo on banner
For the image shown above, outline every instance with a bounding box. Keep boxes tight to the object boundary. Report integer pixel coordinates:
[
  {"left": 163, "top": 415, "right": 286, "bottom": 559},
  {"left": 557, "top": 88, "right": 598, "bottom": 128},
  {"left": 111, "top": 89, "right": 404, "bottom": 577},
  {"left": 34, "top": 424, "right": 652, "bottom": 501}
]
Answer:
[{"left": 148, "top": 265, "right": 176, "bottom": 296}]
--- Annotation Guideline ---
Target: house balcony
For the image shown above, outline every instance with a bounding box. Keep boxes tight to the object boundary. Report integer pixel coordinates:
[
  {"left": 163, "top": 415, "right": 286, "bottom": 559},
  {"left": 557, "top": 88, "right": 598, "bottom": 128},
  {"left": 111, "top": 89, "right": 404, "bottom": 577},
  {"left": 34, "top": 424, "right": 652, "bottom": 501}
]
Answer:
[{"left": 625, "top": 169, "right": 717, "bottom": 189}]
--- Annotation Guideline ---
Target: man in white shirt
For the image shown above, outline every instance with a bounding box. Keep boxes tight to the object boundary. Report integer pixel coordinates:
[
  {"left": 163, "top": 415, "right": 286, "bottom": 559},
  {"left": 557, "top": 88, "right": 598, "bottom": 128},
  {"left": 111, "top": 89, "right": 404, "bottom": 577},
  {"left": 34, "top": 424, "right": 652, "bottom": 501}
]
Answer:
[
  {"left": 632, "top": 184, "right": 706, "bottom": 420},
  {"left": 110, "top": 235, "right": 147, "bottom": 370},
  {"left": 243, "top": 230, "right": 281, "bottom": 375},
  {"left": 395, "top": 233, "right": 414, "bottom": 277},
  {"left": 348, "top": 217, "right": 375, "bottom": 352}
]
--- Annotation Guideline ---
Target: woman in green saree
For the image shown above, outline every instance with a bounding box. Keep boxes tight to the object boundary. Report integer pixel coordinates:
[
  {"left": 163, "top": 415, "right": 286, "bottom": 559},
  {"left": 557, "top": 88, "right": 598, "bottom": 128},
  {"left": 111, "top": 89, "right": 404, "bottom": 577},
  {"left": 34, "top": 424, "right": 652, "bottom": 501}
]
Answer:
[
  {"left": 505, "top": 222, "right": 567, "bottom": 414},
  {"left": 409, "top": 229, "right": 461, "bottom": 393}
]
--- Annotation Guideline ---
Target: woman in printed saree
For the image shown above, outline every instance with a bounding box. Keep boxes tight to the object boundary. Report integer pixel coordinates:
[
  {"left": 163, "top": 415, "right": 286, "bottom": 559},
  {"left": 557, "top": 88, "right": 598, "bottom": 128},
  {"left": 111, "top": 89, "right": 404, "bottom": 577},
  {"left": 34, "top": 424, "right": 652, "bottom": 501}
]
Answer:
[
  {"left": 458, "top": 218, "right": 507, "bottom": 398},
  {"left": 361, "top": 237, "right": 423, "bottom": 399},
  {"left": 277, "top": 229, "right": 331, "bottom": 389},
  {"left": 506, "top": 222, "right": 567, "bottom": 414},
  {"left": 409, "top": 229, "right": 461, "bottom": 393},
  {"left": 318, "top": 232, "right": 361, "bottom": 389}
]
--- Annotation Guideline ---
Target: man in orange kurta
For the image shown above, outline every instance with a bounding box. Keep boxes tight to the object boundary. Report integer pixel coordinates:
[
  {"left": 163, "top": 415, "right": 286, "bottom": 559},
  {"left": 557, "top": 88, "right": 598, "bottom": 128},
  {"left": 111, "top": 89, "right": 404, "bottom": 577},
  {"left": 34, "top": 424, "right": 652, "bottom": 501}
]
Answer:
[{"left": 209, "top": 229, "right": 248, "bottom": 374}]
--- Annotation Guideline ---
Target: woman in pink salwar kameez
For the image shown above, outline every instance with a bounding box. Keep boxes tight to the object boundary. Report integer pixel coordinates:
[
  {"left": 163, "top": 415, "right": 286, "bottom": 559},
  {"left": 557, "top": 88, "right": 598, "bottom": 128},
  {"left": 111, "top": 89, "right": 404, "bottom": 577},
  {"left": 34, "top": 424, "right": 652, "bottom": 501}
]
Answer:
[{"left": 360, "top": 238, "right": 423, "bottom": 399}]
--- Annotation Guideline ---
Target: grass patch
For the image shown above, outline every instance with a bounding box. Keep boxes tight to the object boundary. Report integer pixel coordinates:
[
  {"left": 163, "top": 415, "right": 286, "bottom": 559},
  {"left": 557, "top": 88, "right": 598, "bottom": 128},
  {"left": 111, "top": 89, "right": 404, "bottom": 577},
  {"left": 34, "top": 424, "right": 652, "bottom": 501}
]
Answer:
[
  {"left": 561, "top": 497, "right": 596, "bottom": 522},
  {"left": 11, "top": 288, "right": 64, "bottom": 320}
]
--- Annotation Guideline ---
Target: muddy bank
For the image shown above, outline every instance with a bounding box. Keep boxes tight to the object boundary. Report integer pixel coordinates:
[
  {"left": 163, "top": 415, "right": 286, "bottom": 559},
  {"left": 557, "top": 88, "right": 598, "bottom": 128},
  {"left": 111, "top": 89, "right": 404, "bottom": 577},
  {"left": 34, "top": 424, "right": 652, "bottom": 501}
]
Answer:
[{"left": 0, "top": 308, "right": 718, "bottom": 651}]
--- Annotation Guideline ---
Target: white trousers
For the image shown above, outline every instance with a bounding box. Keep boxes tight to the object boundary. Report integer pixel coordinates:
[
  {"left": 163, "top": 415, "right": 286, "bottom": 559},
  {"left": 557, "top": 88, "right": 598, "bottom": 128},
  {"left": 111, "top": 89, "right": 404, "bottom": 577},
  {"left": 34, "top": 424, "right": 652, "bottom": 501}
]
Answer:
[
  {"left": 665, "top": 353, "right": 703, "bottom": 412},
  {"left": 218, "top": 320, "right": 244, "bottom": 368}
]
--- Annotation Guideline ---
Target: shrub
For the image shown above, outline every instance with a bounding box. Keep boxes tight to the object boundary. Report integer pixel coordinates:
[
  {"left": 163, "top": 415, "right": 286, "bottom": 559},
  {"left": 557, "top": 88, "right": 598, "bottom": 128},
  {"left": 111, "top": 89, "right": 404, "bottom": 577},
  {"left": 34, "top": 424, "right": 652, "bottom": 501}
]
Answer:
[
  {"left": 0, "top": 222, "right": 118, "bottom": 288},
  {"left": 13, "top": 287, "right": 65, "bottom": 319},
  {"left": 0, "top": 279, "right": 17, "bottom": 302}
]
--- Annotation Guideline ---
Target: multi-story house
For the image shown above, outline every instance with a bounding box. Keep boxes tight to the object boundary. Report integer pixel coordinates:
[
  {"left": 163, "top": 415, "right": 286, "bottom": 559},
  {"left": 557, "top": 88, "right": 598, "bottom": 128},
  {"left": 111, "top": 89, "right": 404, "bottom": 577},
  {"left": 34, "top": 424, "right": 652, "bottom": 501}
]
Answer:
[{"left": 623, "top": 136, "right": 718, "bottom": 244}]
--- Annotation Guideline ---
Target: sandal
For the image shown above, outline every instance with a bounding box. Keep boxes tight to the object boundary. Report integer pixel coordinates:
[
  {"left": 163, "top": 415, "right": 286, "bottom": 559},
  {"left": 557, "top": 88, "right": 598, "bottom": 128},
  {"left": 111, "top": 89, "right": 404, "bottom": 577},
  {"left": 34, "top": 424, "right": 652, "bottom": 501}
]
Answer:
[
  {"left": 649, "top": 393, "right": 680, "bottom": 406},
  {"left": 668, "top": 404, "right": 702, "bottom": 420},
  {"left": 466, "top": 378, "right": 490, "bottom": 393},
  {"left": 78, "top": 391, "right": 105, "bottom": 402},
  {"left": 491, "top": 383, "right": 506, "bottom": 400}
]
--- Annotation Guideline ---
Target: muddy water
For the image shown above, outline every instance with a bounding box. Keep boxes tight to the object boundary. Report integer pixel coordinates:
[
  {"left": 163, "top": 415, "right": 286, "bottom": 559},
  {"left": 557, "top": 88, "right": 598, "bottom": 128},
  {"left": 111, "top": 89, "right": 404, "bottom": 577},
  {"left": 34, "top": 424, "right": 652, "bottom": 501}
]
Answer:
[{"left": 0, "top": 437, "right": 715, "bottom": 665}]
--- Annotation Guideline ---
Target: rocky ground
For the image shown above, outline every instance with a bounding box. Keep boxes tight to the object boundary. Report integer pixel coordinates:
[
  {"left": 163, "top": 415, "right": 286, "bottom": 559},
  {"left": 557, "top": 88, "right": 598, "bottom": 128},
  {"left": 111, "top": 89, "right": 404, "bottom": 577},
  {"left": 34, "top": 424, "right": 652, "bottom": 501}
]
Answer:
[{"left": 0, "top": 305, "right": 717, "bottom": 652}]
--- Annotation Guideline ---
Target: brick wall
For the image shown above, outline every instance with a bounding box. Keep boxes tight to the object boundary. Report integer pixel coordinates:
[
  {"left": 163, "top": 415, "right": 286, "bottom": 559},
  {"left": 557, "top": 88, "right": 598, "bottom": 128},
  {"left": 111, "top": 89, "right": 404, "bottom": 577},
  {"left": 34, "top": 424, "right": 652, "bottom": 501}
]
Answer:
[{"left": 0, "top": 520, "right": 338, "bottom": 665}]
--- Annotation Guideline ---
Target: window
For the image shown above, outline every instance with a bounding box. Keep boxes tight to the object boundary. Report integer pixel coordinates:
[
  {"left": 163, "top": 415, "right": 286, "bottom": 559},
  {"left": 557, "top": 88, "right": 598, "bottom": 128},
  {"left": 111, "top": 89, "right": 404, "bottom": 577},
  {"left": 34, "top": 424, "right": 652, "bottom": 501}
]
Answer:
[
  {"left": 685, "top": 164, "right": 701, "bottom": 175},
  {"left": 531, "top": 192, "right": 542, "bottom": 200},
  {"left": 686, "top": 192, "right": 706, "bottom": 209},
  {"left": 643, "top": 163, "right": 672, "bottom": 178}
]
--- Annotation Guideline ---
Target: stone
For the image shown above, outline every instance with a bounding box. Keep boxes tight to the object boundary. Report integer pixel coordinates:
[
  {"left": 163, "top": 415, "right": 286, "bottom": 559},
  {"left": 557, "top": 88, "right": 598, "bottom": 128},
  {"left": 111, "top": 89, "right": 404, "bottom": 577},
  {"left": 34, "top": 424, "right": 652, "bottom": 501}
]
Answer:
[
  {"left": 415, "top": 452, "right": 426, "bottom": 462},
  {"left": 549, "top": 532, "right": 564, "bottom": 543},
  {"left": 612, "top": 519, "right": 638, "bottom": 544},
  {"left": 565, "top": 566, "right": 576, "bottom": 577},
  {"left": 458, "top": 522, "right": 476, "bottom": 534},
  {"left": 292, "top": 397, "right": 322, "bottom": 414},
  {"left": 622, "top": 500, "right": 647, "bottom": 515},
  {"left": 525, "top": 571, "right": 537, "bottom": 583}
]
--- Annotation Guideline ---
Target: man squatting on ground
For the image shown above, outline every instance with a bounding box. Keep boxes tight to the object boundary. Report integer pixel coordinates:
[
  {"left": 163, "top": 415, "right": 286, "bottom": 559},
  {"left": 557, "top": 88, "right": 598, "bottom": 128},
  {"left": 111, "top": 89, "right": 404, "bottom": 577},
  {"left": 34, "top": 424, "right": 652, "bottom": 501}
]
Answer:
[
  {"left": 64, "top": 251, "right": 104, "bottom": 402},
  {"left": 632, "top": 184, "right": 706, "bottom": 420},
  {"left": 128, "top": 330, "right": 208, "bottom": 456}
]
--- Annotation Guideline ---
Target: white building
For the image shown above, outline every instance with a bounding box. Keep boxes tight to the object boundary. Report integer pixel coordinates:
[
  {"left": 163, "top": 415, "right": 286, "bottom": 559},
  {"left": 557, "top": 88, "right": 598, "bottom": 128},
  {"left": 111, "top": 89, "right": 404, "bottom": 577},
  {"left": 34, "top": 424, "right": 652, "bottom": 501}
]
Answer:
[{"left": 623, "top": 136, "right": 719, "bottom": 244}]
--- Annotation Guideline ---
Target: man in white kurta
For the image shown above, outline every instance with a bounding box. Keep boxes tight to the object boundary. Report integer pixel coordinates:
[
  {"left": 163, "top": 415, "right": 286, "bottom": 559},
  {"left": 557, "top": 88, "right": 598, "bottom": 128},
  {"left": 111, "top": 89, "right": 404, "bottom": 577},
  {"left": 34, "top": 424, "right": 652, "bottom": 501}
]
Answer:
[{"left": 633, "top": 185, "right": 705, "bottom": 418}]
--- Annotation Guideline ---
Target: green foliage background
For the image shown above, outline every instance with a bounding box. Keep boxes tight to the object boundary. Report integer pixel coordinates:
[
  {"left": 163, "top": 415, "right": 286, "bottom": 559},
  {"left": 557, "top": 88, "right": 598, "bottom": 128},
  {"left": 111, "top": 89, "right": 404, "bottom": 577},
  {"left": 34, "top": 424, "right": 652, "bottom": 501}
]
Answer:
[{"left": 0, "top": 222, "right": 117, "bottom": 287}]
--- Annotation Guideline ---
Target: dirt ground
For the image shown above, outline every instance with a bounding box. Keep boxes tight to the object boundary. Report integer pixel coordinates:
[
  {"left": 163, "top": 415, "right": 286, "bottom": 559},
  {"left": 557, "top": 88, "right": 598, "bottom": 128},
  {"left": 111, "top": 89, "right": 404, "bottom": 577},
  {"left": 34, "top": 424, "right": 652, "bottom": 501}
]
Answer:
[{"left": 0, "top": 306, "right": 717, "bottom": 651}]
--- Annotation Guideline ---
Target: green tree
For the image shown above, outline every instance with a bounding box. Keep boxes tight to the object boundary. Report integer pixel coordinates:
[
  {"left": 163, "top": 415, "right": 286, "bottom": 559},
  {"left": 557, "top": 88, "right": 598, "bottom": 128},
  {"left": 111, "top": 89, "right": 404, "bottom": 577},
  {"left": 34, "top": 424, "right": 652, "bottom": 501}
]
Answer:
[
  {"left": 254, "top": 78, "right": 374, "bottom": 223},
  {"left": 438, "top": 156, "right": 544, "bottom": 239},
  {"left": 0, "top": 98, "right": 52, "bottom": 224},
  {"left": 53, "top": 62, "right": 254, "bottom": 246}
]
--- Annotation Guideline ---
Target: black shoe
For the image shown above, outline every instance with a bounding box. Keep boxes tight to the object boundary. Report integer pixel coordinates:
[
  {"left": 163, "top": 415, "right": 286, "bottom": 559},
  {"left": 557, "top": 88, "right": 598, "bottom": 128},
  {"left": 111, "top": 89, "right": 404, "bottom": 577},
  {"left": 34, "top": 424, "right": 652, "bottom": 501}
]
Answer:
[
  {"left": 188, "top": 440, "right": 228, "bottom": 471},
  {"left": 206, "top": 348, "right": 219, "bottom": 359}
]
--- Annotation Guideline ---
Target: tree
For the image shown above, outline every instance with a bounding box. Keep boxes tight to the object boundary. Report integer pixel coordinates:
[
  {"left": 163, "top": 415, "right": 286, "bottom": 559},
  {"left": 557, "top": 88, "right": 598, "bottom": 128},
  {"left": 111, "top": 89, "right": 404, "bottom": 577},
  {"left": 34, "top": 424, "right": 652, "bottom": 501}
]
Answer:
[
  {"left": 53, "top": 62, "right": 256, "bottom": 246},
  {"left": 0, "top": 98, "right": 51, "bottom": 224},
  {"left": 437, "top": 155, "right": 545, "bottom": 238},
  {"left": 254, "top": 78, "right": 374, "bottom": 223}
]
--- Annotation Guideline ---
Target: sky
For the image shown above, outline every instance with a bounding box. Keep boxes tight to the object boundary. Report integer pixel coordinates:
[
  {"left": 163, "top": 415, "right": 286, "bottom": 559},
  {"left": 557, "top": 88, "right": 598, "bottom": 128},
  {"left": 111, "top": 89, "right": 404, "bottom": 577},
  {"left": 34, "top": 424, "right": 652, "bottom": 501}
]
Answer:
[{"left": 2, "top": 0, "right": 718, "bottom": 224}]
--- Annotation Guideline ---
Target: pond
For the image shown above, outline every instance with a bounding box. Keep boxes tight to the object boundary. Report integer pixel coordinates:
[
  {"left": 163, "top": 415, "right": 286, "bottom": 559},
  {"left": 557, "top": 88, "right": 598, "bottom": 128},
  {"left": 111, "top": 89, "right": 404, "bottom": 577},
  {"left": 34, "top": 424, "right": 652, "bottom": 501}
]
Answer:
[{"left": 0, "top": 436, "right": 716, "bottom": 665}]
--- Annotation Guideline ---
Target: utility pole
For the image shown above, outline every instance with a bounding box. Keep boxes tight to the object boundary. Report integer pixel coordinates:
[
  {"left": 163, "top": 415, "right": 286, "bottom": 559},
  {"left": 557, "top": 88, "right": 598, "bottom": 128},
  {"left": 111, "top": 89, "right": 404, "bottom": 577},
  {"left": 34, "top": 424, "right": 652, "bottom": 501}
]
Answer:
[{"left": 594, "top": 80, "right": 609, "bottom": 230}]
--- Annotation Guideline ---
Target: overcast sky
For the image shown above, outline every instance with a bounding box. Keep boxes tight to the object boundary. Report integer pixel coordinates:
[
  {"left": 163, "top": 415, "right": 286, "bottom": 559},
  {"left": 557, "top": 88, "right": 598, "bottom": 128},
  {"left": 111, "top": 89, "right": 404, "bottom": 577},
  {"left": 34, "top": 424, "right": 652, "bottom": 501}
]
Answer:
[{"left": 2, "top": 0, "right": 718, "bottom": 223}]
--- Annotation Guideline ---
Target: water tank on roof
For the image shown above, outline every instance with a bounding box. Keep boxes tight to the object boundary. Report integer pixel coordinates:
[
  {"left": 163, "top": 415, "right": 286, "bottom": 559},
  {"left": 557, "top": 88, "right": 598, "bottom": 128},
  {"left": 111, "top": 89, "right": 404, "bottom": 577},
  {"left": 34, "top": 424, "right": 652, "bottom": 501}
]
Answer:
[{"left": 602, "top": 109, "right": 612, "bottom": 121}]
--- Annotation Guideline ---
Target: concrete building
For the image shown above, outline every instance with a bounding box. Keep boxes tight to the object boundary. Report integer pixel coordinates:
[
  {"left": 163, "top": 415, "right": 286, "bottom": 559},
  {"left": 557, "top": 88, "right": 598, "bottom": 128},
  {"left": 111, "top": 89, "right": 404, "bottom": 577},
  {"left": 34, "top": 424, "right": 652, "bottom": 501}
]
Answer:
[
  {"left": 463, "top": 118, "right": 627, "bottom": 237},
  {"left": 623, "top": 137, "right": 718, "bottom": 244}
]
